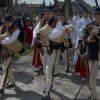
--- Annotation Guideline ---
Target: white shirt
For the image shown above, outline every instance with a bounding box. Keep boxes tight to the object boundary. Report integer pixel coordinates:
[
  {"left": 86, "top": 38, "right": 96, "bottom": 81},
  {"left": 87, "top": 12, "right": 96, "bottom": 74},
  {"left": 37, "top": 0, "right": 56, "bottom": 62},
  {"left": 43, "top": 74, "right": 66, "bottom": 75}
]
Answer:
[
  {"left": 75, "top": 17, "right": 92, "bottom": 39},
  {"left": 72, "top": 15, "right": 80, "bottom": 25},
  {"left": 49, "top": 21, "right": 64, "bottom": 40},
  {"left": 1, "top": 29, "right": 20, "bottom": 45},
  {"left": 31, "top": 21, "right": 40, "bottom": 45},
  {"left": 74, "top": 17, "right": 92, "bottom": 63},
  {"left": 68, "top": 19, "right": 75, "bottom": 26}
]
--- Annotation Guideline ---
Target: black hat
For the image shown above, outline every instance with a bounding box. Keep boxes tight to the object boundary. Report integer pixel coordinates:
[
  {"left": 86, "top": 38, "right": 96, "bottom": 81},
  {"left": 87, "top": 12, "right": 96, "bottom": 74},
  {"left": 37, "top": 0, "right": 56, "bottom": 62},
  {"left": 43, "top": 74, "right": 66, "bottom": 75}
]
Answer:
[
  {"left": 44, "top": 5, "right": 55, "bottom": 12},
  {"left": 59, "top": 12, "right": 65, "bottom": 17},
  {"left": 39, "top": 12, "right": 45, "bottom": 16},
  {"left": 0, "top": 22, "right": 4, "bottom": 27},
  {"left": 93, "top": 7, "right": 100, "bottom": 14},
  {"left": 5, "top": 15, "right": 14, "bottom": 22},
  {"left": 58, "top": 8, "right": 65, "bottom": 16}
]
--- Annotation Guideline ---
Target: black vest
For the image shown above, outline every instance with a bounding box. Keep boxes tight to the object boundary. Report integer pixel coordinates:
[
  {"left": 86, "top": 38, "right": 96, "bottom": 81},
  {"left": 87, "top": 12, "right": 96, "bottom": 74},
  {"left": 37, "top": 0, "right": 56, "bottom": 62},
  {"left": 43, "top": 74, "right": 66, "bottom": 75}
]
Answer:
[{"left": 86, "top": 21, "right": 100, "bottom": 60}]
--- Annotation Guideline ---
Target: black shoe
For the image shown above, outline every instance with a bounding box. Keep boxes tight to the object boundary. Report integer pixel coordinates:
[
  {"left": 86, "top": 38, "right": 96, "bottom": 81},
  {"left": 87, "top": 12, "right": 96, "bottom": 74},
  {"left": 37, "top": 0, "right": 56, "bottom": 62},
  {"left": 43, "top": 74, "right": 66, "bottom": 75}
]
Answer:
[
  {"left": 6, "top": 83, "right": 15, "bottom": 89},
  {"left": 89, "top": 86, "right": 91, "bottom": 90},
  {"left": 43, "top": 85, "right": 53, "bottom": 94},
  {"left": 53, "top": 73, "right": 59, "bottom": 77},
  {"left": 0, "top": 88, "right": 4, "bottom": 94},
  {"left": 41, "top": 95, "right": 50, "bottom": 100},
  {"left": 0, "top": 67, "right": 3, "bottom": 71},
  {"left": 65, "top": 67, "right": 70, "bottom": 73},
  {"left": 43, "top": 87, "right": 46, "bottom": 94},
  {"left": 88, "top": 95, "right": 97, "bottom": 100},
  {"left": 40, "top": 68, "right": 43, "bottom": 70}
]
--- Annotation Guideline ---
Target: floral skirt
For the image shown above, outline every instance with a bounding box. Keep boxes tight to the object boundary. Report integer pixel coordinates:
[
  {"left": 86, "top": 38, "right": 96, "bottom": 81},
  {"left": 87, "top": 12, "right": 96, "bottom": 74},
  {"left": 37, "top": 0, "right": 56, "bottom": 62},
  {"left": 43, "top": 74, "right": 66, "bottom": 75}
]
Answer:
[
  {"left": 75, "top": 55, "right": 89, "bottom": 78},
  {"left": 32, "top": 46, "right": 43, "bottom": 68}
]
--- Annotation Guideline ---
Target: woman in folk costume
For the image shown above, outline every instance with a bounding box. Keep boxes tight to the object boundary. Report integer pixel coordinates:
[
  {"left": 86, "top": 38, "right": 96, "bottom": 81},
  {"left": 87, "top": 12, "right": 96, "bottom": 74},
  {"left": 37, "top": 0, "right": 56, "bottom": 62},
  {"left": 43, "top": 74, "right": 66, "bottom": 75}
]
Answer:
[
  {"left": 25, "top": 17, "right": 33, "bottom": 45},
  {"left": 0, "top": 16, "right": 21, "bottom": 94},
  {"left": 15, "top": 13, "right": 25, "bottom": 44},
  {"left": 31, "top": 15, "right": 45, "bottom": 72},
  {"left": 74, "top": 11, "right": 92, "bottom": 78}
]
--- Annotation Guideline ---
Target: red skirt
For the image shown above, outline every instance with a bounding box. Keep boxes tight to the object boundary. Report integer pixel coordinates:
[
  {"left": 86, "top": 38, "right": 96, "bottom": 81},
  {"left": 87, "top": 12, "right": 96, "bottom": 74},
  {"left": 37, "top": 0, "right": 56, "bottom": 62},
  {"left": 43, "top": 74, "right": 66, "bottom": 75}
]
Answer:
[
  {"left": 32, "top": 47, "right": 43, "bottom": 68},
  {"left": 25, "top": 27, "right": 33, "bottom": 45},
  {"left": 75, "top": 55, "right": 89, "bottom": 78}
]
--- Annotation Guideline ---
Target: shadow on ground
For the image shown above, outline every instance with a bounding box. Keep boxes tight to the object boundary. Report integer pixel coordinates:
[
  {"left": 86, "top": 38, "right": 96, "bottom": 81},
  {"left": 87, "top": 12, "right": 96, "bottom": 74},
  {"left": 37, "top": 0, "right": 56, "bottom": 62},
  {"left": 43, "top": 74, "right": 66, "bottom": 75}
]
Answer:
[{"left": 0, "top": 86, "right": 42, "bottom": 100}]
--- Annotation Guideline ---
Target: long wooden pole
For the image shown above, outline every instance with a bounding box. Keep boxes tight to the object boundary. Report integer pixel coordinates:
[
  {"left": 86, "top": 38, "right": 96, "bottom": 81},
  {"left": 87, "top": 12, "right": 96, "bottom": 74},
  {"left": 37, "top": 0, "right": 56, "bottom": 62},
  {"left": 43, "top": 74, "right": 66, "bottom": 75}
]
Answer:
[
  {"left": 62, "top": 0, "right": 68, "bottom": 13},
  {"left": 54, "top": 0, "right": 60, "bottom": 12},
  {"left": 94, "top": 0, "right": 99, "bottom": 7},
  {"left": 67, "top": 0, "right": 73, "bottom": 17}
]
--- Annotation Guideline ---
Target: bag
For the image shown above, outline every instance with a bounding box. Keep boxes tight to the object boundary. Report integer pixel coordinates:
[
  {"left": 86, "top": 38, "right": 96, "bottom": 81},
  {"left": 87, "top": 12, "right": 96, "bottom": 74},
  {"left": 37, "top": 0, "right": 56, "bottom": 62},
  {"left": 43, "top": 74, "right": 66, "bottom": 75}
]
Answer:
[
  {"left": 4, "top": 40, "right": 23, "bottom": 53},
  {"left": 39, "top": 24, "right": 53, "bottom": 38}
]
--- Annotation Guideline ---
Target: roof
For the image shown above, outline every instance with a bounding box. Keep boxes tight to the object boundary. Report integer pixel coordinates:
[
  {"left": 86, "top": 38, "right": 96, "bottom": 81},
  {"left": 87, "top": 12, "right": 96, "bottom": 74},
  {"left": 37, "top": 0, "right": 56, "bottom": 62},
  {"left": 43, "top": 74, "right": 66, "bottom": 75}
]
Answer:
[
  {"left": 14, "top": 4, "right": 45, "bottom": 15},
  {"left": 14, "top": 0, "right": 94, "bottom": 15},
  {"left": 58, "top": 0, "right": 93, "bottom": 13}
]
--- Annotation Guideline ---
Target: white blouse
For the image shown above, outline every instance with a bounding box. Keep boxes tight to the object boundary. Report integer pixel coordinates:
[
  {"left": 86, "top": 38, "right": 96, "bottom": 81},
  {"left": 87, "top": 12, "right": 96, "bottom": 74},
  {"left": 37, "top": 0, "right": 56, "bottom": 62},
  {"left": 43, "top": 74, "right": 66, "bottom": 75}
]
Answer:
[{"left": 2, "top": 29, "right": 20, "bottom": 45}]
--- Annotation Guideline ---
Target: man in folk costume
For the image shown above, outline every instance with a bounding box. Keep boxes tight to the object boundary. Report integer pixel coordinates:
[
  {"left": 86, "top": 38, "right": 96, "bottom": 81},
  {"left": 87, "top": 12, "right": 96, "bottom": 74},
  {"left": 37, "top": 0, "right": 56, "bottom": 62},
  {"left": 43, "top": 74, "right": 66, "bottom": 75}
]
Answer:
[
  {"left": 37, "top": 6, "right": 63, "bottom": 100},
  {"left": 74, "top": 11, "right": 92, "bottom": 78},
  {"left": 0, "top": 16, "right": 21, "bottom": 94},
  {"left": 31, "top": 14, "right": 45, "bottom": 72},
  {"left": 37, "top": 6, "right": 74, "bottom": 99},
  {"left": 85, "top": 8, "right": 100, "bottom": 100},
  {"left": 54, "top": 13, "right": 73, "bottom": 75}
]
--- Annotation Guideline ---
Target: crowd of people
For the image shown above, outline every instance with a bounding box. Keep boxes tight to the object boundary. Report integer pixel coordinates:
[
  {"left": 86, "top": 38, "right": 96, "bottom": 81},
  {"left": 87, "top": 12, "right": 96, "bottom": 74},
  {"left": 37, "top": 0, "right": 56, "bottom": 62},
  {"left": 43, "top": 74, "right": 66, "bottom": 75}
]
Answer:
[{"left": 0, "top": 5, "right": 100, "bottom": 100}]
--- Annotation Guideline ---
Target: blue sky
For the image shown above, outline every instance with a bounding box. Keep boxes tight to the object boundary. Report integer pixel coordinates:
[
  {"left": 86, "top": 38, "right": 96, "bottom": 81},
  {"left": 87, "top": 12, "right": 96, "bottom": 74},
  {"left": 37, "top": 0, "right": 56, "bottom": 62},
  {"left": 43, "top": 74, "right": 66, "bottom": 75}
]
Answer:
[{"left": 20, "top": 0, "right": 99, "bottom": 6}]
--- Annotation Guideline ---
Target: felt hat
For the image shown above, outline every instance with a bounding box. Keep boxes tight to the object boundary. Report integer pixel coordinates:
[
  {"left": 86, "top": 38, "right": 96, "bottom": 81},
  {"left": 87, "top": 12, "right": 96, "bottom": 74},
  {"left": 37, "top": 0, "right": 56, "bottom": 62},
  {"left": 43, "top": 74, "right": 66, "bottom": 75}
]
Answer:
[{"left": 5, "top": 15, "right": 14, "bottom": 22}]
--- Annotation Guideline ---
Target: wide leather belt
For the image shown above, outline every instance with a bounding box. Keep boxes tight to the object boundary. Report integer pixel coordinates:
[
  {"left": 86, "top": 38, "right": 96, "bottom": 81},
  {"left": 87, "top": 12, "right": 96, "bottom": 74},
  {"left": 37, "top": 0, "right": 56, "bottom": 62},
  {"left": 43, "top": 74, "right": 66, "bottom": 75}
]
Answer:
[{"left": 40, "top": 47, "right": 53, "bottom": 56}]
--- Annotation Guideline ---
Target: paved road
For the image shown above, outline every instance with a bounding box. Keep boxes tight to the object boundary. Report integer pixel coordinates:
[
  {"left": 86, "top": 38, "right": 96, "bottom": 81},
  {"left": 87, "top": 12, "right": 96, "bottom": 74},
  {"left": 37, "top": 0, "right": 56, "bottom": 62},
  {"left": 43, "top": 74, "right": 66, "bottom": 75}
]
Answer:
[{"left": 0, "top": 51, "right": 100, "bottom": 100}]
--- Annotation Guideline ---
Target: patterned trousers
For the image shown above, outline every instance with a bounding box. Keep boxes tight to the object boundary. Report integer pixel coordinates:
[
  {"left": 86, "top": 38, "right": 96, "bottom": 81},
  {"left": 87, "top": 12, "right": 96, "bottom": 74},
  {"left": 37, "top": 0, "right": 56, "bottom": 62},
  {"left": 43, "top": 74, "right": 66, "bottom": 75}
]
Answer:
[
  {"left": 0, "top": 55, "right": 15, "bottom": 89},
  {"left": 89, "top": 61, "right": 98, "bottom": 99},
  {"left": 40, "top": 48, "right": 57, "bottom": 96},
  {"left": 54, "top": 49, "right": 68, "bottom": 74}
]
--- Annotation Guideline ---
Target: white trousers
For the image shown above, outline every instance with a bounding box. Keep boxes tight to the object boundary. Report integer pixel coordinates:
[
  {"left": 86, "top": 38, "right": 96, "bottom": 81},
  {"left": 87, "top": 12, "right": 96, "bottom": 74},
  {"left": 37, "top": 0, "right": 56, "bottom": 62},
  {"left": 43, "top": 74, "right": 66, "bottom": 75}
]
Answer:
[
  {"left": 54, "top": 50, "right": 60, "bottom": 74},
  {"left": 40, "top": 48, "right": 57, "bottom": 96},
  {"left": 61, "top": 50, "right": 68, "bottom": 67},
  {"left": 54, "top": 49, "right": 68, "bottom": 74},
  {"left": 89, "top": 61, "right": 98, "bottom": 99},
  {"left": 1, "top": 56, "right": 15, "bottom": 89}
]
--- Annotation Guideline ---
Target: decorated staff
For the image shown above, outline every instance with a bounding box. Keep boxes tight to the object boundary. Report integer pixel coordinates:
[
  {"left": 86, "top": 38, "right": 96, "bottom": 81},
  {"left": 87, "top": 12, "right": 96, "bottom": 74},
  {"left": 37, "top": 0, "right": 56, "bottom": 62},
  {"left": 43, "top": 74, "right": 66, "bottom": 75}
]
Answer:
[
  {"left": 64, "top": 24, "right": 74, "bottom": 73},
  {"left": 0, "top": 16, "right": 23, "bottom": 94}
]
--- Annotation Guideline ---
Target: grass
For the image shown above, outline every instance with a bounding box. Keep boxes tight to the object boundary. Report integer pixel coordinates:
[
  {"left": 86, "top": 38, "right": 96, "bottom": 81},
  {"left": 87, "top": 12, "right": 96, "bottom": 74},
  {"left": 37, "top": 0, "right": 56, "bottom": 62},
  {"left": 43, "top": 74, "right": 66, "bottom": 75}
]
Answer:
[{"left": 15, "top": 44, "right": 33, "bottom": 58}]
